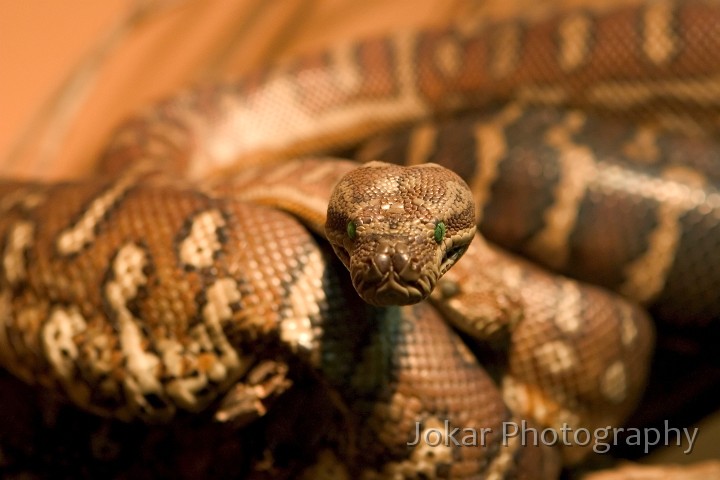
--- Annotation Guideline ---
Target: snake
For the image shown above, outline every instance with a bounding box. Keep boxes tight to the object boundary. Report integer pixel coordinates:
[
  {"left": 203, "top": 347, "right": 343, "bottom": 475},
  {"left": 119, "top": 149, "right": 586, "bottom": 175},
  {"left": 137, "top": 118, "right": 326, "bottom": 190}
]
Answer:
[{"left": 1, "top": 0, "right": 719, "bottom": 478}]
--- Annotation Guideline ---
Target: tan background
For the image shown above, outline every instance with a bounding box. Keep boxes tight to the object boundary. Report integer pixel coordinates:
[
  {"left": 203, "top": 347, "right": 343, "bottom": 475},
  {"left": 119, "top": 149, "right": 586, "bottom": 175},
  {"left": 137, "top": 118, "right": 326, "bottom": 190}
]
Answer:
[
  {"left": 0, "top": 0, "right": 641, "bottom": 180},
  {"left": 0, "top": 0, "right": 479, "bottom": 180}
]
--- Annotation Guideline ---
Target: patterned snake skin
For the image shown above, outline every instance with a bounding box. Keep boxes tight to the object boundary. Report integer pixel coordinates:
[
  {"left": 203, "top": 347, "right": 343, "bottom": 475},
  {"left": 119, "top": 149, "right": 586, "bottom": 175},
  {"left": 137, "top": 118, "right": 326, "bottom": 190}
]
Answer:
[
  {"left": 356, "top": 104, "right": 720, "bottom": 328},
  {"left": 1, "top": 0, "right": 719, "bottom": 478}
]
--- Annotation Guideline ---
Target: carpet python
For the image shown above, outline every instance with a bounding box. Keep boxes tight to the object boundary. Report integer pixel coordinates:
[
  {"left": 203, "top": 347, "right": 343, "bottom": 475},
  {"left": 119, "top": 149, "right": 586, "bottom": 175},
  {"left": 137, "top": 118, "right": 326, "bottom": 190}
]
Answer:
[{"left": 1, "top": 0, "right": 719, "bottom": 478}]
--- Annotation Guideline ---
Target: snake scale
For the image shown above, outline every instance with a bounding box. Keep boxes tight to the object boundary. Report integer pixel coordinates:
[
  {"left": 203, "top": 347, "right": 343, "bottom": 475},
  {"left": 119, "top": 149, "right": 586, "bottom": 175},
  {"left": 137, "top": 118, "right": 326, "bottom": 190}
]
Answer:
[{"left": 1, "top": 0, "right": 719, "bottom": 478}]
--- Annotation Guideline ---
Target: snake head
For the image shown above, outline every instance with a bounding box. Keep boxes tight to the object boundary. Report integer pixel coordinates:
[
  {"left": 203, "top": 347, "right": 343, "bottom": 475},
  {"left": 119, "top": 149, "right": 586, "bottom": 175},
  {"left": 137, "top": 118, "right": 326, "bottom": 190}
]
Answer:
[{"left": 325, "top": 161, "right": 476, "bottom": 306}]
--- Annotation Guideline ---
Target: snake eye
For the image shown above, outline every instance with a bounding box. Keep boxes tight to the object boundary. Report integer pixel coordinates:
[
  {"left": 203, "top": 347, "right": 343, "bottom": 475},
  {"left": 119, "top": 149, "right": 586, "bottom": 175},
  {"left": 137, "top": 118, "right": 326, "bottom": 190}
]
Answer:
[
  {"left": 434, "top": 221, "right": 446, "bottom": 244},
  {"left": 347, "top": 220, "right": 357, "bottom": 240}
]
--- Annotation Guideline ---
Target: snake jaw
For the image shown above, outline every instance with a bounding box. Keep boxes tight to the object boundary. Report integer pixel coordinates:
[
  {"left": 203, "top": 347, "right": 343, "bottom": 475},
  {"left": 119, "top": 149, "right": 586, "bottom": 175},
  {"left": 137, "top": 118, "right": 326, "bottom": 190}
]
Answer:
[
  {"left": 439, "top": 228, "right": 476, "bottom": 274},
  {"left": 349, "top": 244, "right": 429, "bottom": 306},
  {"left": 351, "top": 264, "right": 428, "bottom": 306},
  {"left": 360, "top": 273, "right": 425, "bottom": 306},
  {"left": 331, "top": 242, "right": 351, "bottom": 267}
]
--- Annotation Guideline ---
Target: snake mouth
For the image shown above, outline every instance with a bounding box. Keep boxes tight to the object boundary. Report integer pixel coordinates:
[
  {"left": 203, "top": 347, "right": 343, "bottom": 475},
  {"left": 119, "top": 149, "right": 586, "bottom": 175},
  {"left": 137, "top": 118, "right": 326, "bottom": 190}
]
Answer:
[
  {"left": 331, "top": 239, "right": 439, "bottom": 306},
  {"left": 333, "top": 243, "right": 351, "bottom": 267},
  {"left": 352, "top": 268, "right": 432, "bottom": 306},
  {"left": 440, "top": 244, "right": 468, "bottom": 274}
]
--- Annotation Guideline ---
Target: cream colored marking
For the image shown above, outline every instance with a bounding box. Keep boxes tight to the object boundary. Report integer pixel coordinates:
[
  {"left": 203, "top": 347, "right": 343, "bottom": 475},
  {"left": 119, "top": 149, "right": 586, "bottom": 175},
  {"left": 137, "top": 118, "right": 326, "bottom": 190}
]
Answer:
[
  {"left": 470, "top": 103, "right": 522, "bottom": 222},
  {"left": 620, "top": 216, "right": 680, "bottom": 304},
  {"left": 455, "top": 337, "right": 479, "bottom": 365},
  {"left": 643, "top": 0, "right": 677, "bottom": 65},
  {"left": 40, "top": 307, "right": 90, "bottom": 405},
  {"left": 4, "top": 304, "right": 48, "bottom": 383},
  {"left": 202, "top": 31, "right": 429, "bottom": 172},
  {"left": 619, "top": 306, "right": 638, "bottom": 347},
  {"left": 588, "top": 75, "right": 720, "bottom": 109},
  {"left": 372, "top": 409, "right": 459, "bottom": 478},
  {"left": 22, "top": 192, "right": 46, "bottom": 209},
  {"left": 622, "top": 126, "right": 660, "bottom": 164},
  {"left": 534, "top": 340, "right": 577, "bottom": 374},
  {"left": 157, "top": 339, "right": 184, "bottom": 379},
  {"left": 203, "top": 278, "right": 241, "bottom": 342},
  {"left": 42, "top": 307, "right": 87, "bottom": 388},
  {"left": 490, "top": 23, "right": 521, "bottom": 78},
  {"left": 0, "top": 188, "right": 30, "bottom": 213},
  {"left": 179, "top": 209, "right": 226, "bottom": 269},
  {"left": 282, "top": 249, "right": 325, "bottom": 361},
  {"left": 165, "top": 373, "right": 211, "bottom": 410},
  {"left": 0, "top": 189, "right": 45, "bottom": 214},
  {"left": 500, "top": 376, "right": 527, "bottom": 418},
  {"left": 555, "top": 408, "right": 581, "bottom": 431},
  {"left": 407, "top": 123, "right": 438, "bottom": 166},
  {"left": 381, "top": 203, "right": 403, "bottom": 212},
  {"left": 558, "top": 13, "right": 593, "bottom": 72},
  {"left": 554, "top": 281, "right": 581, "bottom": 333},
  {"left": 56, "top": 171, "right": 139, "bottom": 256},
  {"left": 526, "top": 111, "right": 596, "bottom": 269},
  {"left": 3, "top": 221, "right": 34, "bottom": 285},
  {"left": 486, "top": 417, "right": 523, "bottom": 480},
  {"left": 163, "top": 278, "right": 244, "bottom": 409},
  {"left": 619, "top": 166, "right": 711, "bottom": 303},
  {"left": 407, "top": 416, "right": 453, "bottom": 476},
  {"left": 202, "top": 278, "right": 242, "bottom": 374},
  {"left": 493, "top": 249, "right": 525, "bottom": 291},
  {"left": 435, "top": 35, "right": 463, "bottom": 78},
  {"left": 503, "top": 376, "right": 576, "bottom": 443},
  {"left": 330, "top": 40, "right": 362, "bottom": 92},
  {"left": 445, "top": 289, "right": 510, "bottom": 337},
  {"left": 105, "top": 243, "right": 164, "bottom": 407},
  {"left": 516, "top": 84, "right": 569, "bottom": 105},
  {"left": 81, "top": 332, "right": 114, "bottom": 378},
  {"left": 191, "top": 322, "right": 217, "bottom": 352},
  {"left": 600, "top": 360, "right": 627, "bottom": 403}
]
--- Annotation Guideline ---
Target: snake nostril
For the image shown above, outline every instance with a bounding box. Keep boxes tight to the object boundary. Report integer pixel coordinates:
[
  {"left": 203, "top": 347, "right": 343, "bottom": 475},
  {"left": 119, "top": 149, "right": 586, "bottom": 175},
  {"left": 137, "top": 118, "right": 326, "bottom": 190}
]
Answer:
[
  {"left": 392, "top": 252, "right": 410, "bottom": 272},
  {"left": 374, "top": 253, "right": 391, "bottom": 274}
]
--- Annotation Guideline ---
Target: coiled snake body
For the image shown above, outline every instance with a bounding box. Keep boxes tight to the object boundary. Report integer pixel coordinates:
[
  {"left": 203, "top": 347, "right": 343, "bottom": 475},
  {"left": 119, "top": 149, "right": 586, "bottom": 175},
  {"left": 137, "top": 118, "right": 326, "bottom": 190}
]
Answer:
[{"left": 1, "top": 0, "right": 719, "bottom": 478}]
